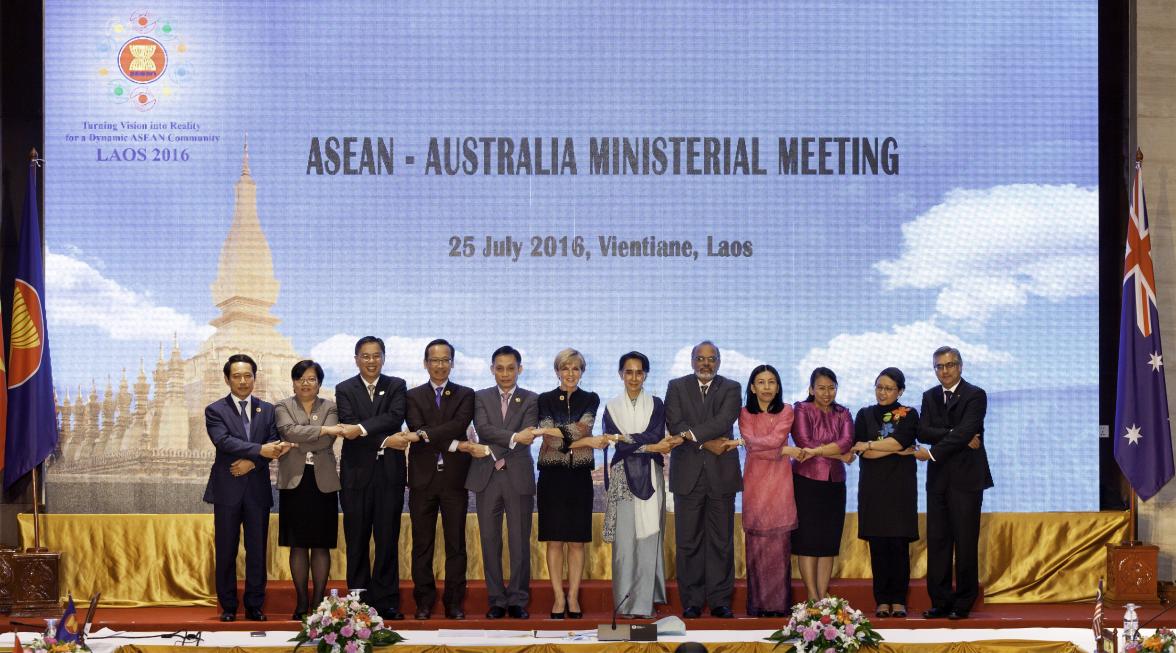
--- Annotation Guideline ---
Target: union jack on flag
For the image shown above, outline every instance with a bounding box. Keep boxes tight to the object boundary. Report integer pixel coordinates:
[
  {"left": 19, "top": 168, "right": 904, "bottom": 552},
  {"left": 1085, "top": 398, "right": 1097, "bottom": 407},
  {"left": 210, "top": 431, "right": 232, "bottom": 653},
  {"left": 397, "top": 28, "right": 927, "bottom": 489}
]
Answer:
[{"left": 1114, "top": 158, "right": 1175, "bottom": 501}]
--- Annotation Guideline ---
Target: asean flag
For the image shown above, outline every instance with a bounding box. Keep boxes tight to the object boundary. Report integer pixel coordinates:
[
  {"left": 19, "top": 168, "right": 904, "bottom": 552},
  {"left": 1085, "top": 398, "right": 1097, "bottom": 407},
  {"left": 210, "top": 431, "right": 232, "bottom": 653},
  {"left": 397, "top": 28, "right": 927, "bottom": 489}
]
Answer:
[{"left": 4, "top": 153, "right": 57, "bottom": 489}]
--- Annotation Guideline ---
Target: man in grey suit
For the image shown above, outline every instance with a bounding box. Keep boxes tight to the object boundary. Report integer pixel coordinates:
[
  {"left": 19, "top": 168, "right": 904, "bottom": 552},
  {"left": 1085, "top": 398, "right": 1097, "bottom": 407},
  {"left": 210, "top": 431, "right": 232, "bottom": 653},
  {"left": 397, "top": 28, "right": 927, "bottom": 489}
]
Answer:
[
  {"left": 665, "top": 340, "right": 742, "bottom": 619},
  {"left": 467, "top": 345, "right": 539, "bottom": 619}
]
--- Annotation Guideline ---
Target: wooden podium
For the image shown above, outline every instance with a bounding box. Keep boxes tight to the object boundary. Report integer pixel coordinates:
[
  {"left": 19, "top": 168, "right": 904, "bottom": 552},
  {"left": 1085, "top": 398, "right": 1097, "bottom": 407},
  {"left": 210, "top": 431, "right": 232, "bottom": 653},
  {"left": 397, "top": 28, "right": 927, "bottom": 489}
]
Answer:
[{"left": 1106, "top": 542, "right": 1160, "bottom": 603}]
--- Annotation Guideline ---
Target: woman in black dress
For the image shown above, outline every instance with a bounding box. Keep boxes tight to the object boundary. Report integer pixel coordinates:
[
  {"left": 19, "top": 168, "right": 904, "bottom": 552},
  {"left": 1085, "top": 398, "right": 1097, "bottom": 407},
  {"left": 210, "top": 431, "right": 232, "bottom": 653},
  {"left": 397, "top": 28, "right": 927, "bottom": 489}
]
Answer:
[
  {"left": 850, "top": 367, "right": 919, "bottom": 618},
  {"left": 535, "top": 348, "right": 609, "bottom": 619}
]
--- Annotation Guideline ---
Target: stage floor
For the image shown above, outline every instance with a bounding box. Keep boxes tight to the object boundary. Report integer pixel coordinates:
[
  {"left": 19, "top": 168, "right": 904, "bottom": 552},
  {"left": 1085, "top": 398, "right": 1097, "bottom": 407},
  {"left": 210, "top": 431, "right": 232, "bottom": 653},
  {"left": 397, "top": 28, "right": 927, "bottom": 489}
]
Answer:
[{"left": 0, "top": 600, "right": 1158, "bottom": 633}]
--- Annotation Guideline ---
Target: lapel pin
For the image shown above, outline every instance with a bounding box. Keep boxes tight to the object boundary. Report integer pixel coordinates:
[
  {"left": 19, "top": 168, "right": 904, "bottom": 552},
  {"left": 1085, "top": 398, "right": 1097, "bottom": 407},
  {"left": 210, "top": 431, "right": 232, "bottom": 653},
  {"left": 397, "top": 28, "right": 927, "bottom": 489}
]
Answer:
[
  {"left": 445, "top": 389, "right": 451, "bottom": 396},
  {"left": 515, "top": 397, "right": 521, "bottom": 403},
  {"left": 312, "top": 414, "right": 319, "bottom": 421},
  {"left": 559, "top": 395, "right": 565, "bottom": 401},
  {"left": 255, "top": 407, "right": 261, "bottom": 413},
  {"left": 379, "top": 390, "right": 386, "bottom": 396}
]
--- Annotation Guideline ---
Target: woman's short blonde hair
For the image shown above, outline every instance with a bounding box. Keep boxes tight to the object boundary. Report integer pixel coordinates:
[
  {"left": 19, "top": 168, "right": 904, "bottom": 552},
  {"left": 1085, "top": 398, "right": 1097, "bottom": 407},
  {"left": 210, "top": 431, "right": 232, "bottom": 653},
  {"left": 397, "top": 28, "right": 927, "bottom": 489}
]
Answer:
[{"left": 553, "top": 347, "right": 586, "bottom": 372}]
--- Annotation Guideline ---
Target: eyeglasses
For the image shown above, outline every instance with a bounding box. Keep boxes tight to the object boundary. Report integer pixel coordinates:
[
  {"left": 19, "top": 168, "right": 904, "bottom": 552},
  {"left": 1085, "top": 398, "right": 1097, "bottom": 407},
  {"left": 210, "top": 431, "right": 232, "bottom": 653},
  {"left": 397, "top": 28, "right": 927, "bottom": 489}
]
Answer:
[
  {"left": 933, "top": 361, "right": 960, "bottom": 371},
  {"left": 297, "top": 378, "right": 320, "bottom": 385},
  {"left": 358, "top": 353, "right": 384, "bottom": 362},
  {"left": 426, "top": 358, "right": 452, "bottom": 366},
  {"left": 874, "top": 385, "right": 899, "bottom": 392},
  {"left": 694, "top": 356, "right": 718, "bottom": 364}
]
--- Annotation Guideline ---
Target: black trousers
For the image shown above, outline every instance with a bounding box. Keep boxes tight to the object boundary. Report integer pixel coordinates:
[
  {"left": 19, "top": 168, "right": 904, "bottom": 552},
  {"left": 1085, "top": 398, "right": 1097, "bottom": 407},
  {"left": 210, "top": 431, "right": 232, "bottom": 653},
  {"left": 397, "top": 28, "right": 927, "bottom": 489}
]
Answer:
[
  {"left": 213, "top": 499, "right": 269, "bottom": 613},
  {"left": 409, "top": 476, "right": 469, "bottom": 611},
  {"left": 926, "top": 487, "right": 984, "bottom": 612},
  {"left": 341, "top": 462, "right": 405, "bottom": 613},
  {"left": 867, "top": 536, "right": 910, "bottom": 605},
  {"left": 673, "top": 481, "right": 736, "bottom": 611}
]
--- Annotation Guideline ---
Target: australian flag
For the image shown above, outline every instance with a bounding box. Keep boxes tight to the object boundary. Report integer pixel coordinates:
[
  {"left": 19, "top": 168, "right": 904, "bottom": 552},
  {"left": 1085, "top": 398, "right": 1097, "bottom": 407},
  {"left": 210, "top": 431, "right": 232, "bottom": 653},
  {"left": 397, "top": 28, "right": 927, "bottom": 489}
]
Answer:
[
  {"left": 1114, "top": 159, "right": 1175, "bottom": 501},
  {"left": 3, "top": 154, "right": 58, "bottom": 489}
]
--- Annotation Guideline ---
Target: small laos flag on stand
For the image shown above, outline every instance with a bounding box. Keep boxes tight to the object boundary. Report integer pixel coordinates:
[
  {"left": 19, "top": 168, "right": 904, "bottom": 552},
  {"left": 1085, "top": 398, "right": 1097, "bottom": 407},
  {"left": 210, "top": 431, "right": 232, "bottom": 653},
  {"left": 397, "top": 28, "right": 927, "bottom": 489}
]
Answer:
[{"left": 1114, "top": 156, "right": 1175, "bottom": 501}]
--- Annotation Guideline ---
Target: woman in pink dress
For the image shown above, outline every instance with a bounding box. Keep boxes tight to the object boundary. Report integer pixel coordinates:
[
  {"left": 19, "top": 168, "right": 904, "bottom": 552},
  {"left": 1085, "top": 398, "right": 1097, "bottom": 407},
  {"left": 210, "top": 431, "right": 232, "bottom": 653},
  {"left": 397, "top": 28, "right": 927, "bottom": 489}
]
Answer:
[
  {"left": 738, "top": 364, "right": 800, "bottom": 617},
  {"left": 791, "top": 366, "right": 855, "bottom": 601}
]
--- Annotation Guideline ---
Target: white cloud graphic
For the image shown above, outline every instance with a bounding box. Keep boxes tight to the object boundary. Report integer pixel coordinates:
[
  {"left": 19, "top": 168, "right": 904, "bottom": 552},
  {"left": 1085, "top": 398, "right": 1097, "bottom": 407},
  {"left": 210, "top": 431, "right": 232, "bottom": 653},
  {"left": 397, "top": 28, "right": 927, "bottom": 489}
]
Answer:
[
  {"left": 875, "top": 183, "right": 1097, "bottom": 323},
  {"left": 795, "top": 320, "right": 1013, "bottom": 407},
  {"left": 46, "top": 250, "right": 214, "bottom": 343},
  {"left": 309, "top": 333, "right": 487, "bottom": 388}
]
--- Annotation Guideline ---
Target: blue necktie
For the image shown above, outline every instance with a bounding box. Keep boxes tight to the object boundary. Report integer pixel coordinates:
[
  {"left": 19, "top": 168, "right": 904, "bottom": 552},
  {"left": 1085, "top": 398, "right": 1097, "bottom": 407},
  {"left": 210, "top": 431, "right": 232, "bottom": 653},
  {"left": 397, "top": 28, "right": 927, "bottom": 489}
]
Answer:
[
  {"left": 435, "top": 386, "right": 444, "bottom": 408},
  {"left": 239, "top": 399, "right": 250, "bottom": 438}
]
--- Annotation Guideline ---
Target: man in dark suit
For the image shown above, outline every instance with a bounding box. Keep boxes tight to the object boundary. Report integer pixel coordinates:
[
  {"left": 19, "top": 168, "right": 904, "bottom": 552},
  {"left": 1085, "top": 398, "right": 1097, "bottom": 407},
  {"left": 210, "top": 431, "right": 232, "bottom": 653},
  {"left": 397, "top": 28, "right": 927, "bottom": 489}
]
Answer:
[
  {"left": 203, "top": 353, "right": 289, "bottom": 622},
  {"left": 404, "top": 338, "right": 482, "bottom": 620},
  {"left": 336, "top": 336, "right": 410, "bottom": 620},
  {"left": 915, "top": 346, "right": 993, "bottom": 620},
  {"left": 664, "top": 340, "right": 742, "bottom": 619},
  {"left": 467, "top": 345, "right": 538, "bottom": 619}
]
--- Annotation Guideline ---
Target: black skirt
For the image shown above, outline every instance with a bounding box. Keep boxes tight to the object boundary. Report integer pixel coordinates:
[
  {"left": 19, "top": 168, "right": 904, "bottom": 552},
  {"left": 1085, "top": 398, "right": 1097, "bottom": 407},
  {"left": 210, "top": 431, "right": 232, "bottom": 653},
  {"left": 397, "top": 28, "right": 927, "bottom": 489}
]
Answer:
[
  {"left": 536, "top": 464, "right": 593, "bottom": 542},
  {"left": 791, "top": 474, "right": 846, "bottom": 557},
  {"left": 278, "top": 465, "right": 339, "bottom": 549}
]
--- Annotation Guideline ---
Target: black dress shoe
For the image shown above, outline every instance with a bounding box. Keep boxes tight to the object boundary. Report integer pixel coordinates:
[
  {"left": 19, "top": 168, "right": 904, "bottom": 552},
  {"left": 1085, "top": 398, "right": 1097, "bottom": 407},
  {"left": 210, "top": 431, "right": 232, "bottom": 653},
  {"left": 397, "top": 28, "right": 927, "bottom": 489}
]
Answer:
[
  {"left": 874, "top": 606, "right": 891, "bottom": 618},
  {"left": 507, "top": 605, "right": 529, "bottom": 619},
  {"left": 549, "top": 610, "right": 566, "bottom": 620},
  {"left": 219, "top": 611, "right": 236, "bottom": 622},
  {"left": 445, "top": 607, "right": 465, "bottom": 620},
  {"left": 486, "top": 605, "right": 507, "bottom": 619},
  {"left": 682, "top": 606, "right": 702, "bottom": 619},
  {"left": 891, "top": 606, "right": 908, "bottom": 618},
  {"left": 922, "top": 607, "right": 949, "bottom": 619},
  {"left": 567, "top": 610, "right": 582, "bottom": 619},
  {"left": 947, "top": 610, "right": 969, "bottom": 620},
  {"left": 245, "top": 609, "right": 267, "bottom": 621},
  {"left": 380, "top": 609, "right": 405, "bottom": 621},
  {"left": 711, "top": 606, "right": 734, "bottom": 618},
  {"left": 414, "top": 608, "right": 430, "bottom": 620},
  {"left": 292, "top": 611, "right": 306, "bottom": 622}
]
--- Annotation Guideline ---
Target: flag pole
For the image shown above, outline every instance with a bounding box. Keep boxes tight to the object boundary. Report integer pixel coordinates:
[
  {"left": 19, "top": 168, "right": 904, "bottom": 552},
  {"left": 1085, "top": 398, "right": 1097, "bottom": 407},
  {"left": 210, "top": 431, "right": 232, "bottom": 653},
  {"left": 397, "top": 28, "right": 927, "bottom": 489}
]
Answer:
[
  {"left": 25, "top": 149, "right": 43, "bottom": 554},
  {"left": 1129, "top": 147, "right": 1144, "bottom": 545},
  {"left": 29, "top": 465, "right": 41, "bottom": 552}
]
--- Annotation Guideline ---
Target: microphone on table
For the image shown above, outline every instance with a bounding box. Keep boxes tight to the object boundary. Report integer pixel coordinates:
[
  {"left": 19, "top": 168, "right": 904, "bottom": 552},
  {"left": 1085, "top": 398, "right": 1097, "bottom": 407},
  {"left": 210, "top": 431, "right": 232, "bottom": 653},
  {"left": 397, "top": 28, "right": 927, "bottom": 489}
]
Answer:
[{"left": 597, "top": 592, "right": 656, "bottom": 641}]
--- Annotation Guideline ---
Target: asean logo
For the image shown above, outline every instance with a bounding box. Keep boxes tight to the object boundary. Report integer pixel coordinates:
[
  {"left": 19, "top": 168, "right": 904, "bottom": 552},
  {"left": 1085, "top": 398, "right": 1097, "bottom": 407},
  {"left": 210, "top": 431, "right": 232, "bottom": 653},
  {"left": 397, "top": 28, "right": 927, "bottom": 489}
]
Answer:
[
  {"left": 8, "top": 279, "right": 44, "bottom": 389},
  {"left": 118, "top": 36, "right": 167, "bottom": 85},
  {"left": 98, "top": 11, "right": 192, "bottom": 112}
]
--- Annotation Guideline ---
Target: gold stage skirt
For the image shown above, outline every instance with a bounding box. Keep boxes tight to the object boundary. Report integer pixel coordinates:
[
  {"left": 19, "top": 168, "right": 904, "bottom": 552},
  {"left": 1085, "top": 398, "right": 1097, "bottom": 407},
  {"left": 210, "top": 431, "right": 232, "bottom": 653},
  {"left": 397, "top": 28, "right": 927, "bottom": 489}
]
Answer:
[{"left": 18, "top": 511, "right": 1127, "bottom": 608}]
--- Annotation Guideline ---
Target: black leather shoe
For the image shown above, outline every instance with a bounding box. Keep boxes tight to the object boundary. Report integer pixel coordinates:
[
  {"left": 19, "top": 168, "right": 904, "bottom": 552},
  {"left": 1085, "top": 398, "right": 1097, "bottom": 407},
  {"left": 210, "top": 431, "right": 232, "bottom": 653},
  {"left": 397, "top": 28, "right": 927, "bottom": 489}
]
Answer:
[
  {"left": 292, "top": 611, "right": 306, "bottom": 621},
  {"left": 380, "top": 609, "right": 405, "bottom": 621},
  {"left": 445, "top": 607, "right": 465, "bottom": 620},
  {"left": 682, "top": 606, "right": 702, "bottom": 619},
  {"left": 414, "top": 608, "right": 430, "bottom": 620},
  {"left": 891, "top": 606, "right": 907, "bottom": 618},
  {"left": 219, "top": 611, "right": 236, "bottom": 622},
  {"left": 245, "top": 609, "right": 267, "bottom": 621},
  {"left": 567, "top": 610, "right": 582, "bottom": 619},
  {"left": 507, "top": 605, "right": 529, "bottom": 619},
  {"left": 711, "top": 606, "right": 734, "bottom": 618},
  {"left": 486, "top": 606, "right": 506, "bottom": 619},
  {"left": 947, "top": 610, "right": 969, "bottom": 620},
  {"left": 922, "top": 608, "right": 949, "bottom": 619},
  {"left": 549, "top": 610, "right": 566, "bottom": 620}
]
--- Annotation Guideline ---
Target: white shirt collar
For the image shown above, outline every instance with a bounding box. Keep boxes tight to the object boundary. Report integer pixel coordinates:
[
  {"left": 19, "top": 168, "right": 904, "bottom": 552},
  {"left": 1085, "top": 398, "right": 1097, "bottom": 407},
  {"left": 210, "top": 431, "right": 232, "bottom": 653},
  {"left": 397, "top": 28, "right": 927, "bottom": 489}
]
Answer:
[
  {"left": 431, "top": 380, "right": 448, "bottom": 392},
  {"left": 942, "top": 381, "right": 961, "bottom": 394},
  {"left": 229, "top": 394, "right": 252, "bottom": 414}
]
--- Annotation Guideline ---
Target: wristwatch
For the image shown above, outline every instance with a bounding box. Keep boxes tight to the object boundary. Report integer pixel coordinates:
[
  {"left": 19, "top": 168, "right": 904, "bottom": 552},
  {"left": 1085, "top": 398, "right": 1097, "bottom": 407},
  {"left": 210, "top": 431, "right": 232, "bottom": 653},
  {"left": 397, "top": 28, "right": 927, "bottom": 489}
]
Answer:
[{"left": 416, "top": 429, "right": 429, "bottom": 442}]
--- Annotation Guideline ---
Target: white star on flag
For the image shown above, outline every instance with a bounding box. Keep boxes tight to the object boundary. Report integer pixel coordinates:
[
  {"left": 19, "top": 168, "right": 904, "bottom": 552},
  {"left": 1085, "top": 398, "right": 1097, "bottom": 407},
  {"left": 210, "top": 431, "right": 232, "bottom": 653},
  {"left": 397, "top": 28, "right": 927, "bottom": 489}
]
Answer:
[
  {"left": 1150, "top": 352, "right": 1164, "bottom": 372},
  {"left": 1124, "top": 424, "right": 1144, "bottom": 445}
]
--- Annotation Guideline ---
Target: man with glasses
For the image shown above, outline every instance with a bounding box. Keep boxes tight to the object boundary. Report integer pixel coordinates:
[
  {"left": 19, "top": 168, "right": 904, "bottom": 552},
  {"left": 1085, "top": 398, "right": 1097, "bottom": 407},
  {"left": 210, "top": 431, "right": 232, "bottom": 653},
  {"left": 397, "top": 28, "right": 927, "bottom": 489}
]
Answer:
[
  {"left": 914, "top": 346, "right": 993, "bottom": 621},
  {"left": 665, "top": 341, "right": 741, "bottom": 619},
  {"left": 336, "top": 336, "right": 409, "bottom": 620},
  {"left": 403, "top": 338, "right": 482, "bottom": 620}
]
